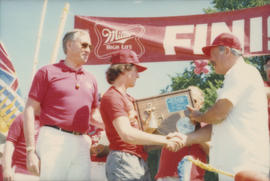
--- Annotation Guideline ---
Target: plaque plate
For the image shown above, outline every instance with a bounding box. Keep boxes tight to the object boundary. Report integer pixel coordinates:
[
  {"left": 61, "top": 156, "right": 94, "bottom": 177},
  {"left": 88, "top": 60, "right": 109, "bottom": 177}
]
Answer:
[{"left": 134, "top": 88, "right": 196, "bottom": 135}]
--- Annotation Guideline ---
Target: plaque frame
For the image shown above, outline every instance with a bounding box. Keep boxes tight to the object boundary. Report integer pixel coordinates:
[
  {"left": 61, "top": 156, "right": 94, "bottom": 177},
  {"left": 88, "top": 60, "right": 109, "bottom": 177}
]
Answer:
[{"left": 134, "top": 88, "right": 195, "bottom": 135}]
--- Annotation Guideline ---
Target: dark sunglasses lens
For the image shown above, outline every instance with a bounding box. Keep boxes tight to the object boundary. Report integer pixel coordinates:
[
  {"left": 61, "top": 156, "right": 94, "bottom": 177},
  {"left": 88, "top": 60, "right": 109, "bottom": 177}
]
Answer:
[
  {"left": 81, "top": 43, "right": 93, "bottom": 50},
  {"left": 81, "top": 43, "right": 88, "bottom": 48}
]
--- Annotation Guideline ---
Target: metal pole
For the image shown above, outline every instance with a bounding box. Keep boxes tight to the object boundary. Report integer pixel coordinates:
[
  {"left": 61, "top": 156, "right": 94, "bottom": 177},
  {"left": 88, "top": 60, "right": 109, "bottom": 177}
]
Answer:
[
  {"left": 50, "top": 3, "right": 70, "bottom": 64},
  {"left": 31, "top": 0, "right": 48, "bottom": 79}
]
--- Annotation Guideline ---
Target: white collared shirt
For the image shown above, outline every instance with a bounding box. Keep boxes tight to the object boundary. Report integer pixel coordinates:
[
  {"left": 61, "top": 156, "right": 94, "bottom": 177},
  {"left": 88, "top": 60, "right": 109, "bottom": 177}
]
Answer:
[{"left": 210, "top": 57, "right": 269, "bottom": 180}]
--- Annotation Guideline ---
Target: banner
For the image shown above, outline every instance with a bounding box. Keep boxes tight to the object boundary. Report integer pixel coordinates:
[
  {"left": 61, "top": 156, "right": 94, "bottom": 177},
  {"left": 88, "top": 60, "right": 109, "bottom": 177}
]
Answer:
[
  {"left": 75, "top": 5, "right": 270, "bottom": 65},
  {"left": 0, "top": 42, "right": 24, "bottom": 134}
]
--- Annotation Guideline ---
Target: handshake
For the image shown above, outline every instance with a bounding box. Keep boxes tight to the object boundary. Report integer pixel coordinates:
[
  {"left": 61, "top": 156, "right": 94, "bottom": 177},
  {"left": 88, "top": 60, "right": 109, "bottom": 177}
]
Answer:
[{"left": 164, "top": 132, "right": 187, "bottom": 152}]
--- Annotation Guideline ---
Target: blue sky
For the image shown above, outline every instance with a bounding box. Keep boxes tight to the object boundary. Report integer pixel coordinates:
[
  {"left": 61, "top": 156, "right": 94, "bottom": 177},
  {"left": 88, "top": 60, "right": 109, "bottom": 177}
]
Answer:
[{"left": 0, "top": 0, "right": 213, "bottom": 100}]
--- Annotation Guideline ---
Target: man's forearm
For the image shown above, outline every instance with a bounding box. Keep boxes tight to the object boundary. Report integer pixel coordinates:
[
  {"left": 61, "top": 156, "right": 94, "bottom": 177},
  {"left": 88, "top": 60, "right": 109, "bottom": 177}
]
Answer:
[
  {"left": 199, "top": 99, "right": 232, "bottom": 124},
  {"left": 23, "top": 107, "right": 36, "bottom": 149},
  {"left": 114, "top": 116, "right": 168, "bottom": 146},
  {"left": 186, "top": 125, "right": 212, "bottom": 146},
  {"left": 124, "top": 126, "right": 168, "bottom": 146},
  {"left": 2, "top": 141, "right": 15, "bottom": 170}
]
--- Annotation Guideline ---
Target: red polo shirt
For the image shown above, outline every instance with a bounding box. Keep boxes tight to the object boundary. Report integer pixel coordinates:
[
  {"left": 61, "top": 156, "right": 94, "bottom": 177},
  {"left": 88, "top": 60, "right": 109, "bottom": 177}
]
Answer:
[
  {"left": 29, "top": 60, "right": 99, "bottom": 133},
  {"left": 6, "top": 114, "right": 40, "bottom": 173},
  {"left": 100, "top": 86, "right": 147, "bottom": 160}
]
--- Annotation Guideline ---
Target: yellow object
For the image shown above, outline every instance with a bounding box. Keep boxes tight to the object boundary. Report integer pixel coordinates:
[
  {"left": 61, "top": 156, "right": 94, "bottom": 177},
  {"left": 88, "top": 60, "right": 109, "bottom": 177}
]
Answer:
[{"left": 187, "top": 156, "right": 234, "bottom": 178}]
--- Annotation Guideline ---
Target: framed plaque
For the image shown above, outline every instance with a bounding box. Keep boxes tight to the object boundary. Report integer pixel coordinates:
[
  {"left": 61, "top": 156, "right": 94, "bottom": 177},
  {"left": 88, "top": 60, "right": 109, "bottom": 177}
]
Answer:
[{"left": 134, "top": 88, "right": 196, "bottom": 135}]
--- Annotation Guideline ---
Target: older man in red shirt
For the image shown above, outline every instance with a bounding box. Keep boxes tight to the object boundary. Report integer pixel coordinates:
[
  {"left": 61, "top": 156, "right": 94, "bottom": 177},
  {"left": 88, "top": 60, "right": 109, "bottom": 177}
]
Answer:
[{"left": 23, "top": 29, "right": 102, "bottom": 180}]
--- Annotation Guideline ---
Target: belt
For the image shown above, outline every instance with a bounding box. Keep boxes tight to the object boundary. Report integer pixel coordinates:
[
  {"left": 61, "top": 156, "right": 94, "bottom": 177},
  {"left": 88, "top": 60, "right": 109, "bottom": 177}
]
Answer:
[{"left": 44, "top": 125, "right": 83, "bottom": 135}]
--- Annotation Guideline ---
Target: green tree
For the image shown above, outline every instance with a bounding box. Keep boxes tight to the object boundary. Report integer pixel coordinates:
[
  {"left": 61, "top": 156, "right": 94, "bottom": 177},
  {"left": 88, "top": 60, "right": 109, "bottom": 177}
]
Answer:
[{"left": 161, "top": 63, "right": 224, "bottom": 112}]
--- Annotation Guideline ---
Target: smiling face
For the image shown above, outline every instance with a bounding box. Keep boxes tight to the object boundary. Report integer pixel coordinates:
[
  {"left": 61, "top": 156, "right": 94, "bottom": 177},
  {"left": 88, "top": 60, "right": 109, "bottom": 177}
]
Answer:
[
  {"left": 66, "top": 32, "right": 92, "bottom": 66},
  {"left": 209, "top": 46, "right": 235, "bottom": 75},
  {"left": 209, "top": 46, "right": 227, "bottom": 75}
]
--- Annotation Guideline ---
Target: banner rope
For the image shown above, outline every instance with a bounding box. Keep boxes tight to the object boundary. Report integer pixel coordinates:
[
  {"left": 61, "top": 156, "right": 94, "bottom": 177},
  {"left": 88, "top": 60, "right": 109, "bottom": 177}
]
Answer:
[{"left": 186, "top": 156, "right": 234, "bottom": 178}]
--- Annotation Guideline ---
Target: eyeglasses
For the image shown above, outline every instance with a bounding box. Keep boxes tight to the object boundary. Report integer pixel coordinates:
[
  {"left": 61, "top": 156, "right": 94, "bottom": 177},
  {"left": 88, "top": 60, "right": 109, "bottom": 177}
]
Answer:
[{"left": 81, "top": 43, "right": 93, "bottom": 50}]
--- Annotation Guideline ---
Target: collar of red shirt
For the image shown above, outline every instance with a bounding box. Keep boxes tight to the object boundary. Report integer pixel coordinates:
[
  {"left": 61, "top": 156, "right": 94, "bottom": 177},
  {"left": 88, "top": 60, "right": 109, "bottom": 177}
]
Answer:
[{"left": 59, "top": 60, "right": 85, "bottom": 74}]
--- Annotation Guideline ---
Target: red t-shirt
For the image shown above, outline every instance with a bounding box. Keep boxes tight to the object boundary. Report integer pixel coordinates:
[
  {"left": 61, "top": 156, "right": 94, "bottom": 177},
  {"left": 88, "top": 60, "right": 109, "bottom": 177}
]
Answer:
[
  {"left": 88, "top": 125, "right": 107, "bottom": 162},
  {"left": 155, "top": 144, "right": 207, "bottom": 180},
  {"left": 100, "top": 86, "right": 147, "bottom": 160},
  {"left": 6, "top": 114, "right": 40, "bottom": 173},
  {"left": 28, "top": 60, "right": 99, "bottom": 133},
  {"left": 264, "top": 81, "right": 270, "bottom": 134}
]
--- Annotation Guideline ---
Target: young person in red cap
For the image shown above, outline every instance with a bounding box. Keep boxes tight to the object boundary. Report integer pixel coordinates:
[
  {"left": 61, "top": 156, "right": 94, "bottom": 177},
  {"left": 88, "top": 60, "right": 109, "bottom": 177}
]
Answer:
[
  {"left": 155, "top": 86, "right": 208, "bottom": 181},
  {"left": 100, "top": 49, "right": 183, "bottom": 181},
  {"left": 23, "top": 29, "right": 102, "bottom": 180},
  {"left": 2, "top": 113, "right": 40, "bottom": 181},
  {"left": 168, "top": 33, "right": 269, "bottom": 180}
]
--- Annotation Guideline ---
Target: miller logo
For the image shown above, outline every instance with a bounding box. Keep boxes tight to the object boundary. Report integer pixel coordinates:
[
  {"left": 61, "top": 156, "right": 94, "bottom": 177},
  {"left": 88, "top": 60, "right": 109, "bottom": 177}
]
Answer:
[{"left": 94, "top": 24, "right": 145, "bottom": 60}]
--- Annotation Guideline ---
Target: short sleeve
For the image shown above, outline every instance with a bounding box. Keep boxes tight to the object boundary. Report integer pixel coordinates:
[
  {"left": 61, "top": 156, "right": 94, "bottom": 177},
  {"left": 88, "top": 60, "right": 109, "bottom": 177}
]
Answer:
[
  {"left": 6, "top": 114, "right": 23, "bottom": 143},
  {"left": 28, "top": 67, "right": 49, "bottom": 103},
  {"left": 102, "top": 93, "right": 128, "bottom": 122}
]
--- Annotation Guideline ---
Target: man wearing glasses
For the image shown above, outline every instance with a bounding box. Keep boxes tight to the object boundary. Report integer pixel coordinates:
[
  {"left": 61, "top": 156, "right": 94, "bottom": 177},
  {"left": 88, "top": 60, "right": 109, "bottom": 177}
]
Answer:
[
  {"left": 23, "top": 29, "right": 102, "bottom": 180},
  {"left": 174, "top": 33, "right": 269, "bottom": 180}
]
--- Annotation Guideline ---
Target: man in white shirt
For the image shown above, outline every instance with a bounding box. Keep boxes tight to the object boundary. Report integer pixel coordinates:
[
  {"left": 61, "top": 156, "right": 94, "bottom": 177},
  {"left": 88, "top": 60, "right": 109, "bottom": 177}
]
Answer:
[{"left": 171, "top": 33, "right": 269, "bottom": 180}]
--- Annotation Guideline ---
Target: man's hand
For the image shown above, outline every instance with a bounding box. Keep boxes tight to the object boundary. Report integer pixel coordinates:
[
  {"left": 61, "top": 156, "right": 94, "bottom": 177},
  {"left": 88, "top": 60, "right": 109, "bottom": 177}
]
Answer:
[
  {"left": 3, "top": 167, "right": 14, "bottom": 181},
  {"left": 26, "top": 151, "right": 40, "bottom": 176},
  {"left": 186, "top": 105, "right": 203, "bottom": 123},
  {"left": 90, "top": 144, "right": 105, "bottom": 155},
  {"left": 165, "top": 132, "right": 187, "bottom": 152}
]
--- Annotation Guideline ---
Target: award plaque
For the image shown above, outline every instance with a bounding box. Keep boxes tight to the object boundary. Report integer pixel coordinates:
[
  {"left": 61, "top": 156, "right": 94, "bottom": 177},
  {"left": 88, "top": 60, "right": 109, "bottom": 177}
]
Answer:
[{"left": 134, "top": 88, "right": 196, "bottom": 135}]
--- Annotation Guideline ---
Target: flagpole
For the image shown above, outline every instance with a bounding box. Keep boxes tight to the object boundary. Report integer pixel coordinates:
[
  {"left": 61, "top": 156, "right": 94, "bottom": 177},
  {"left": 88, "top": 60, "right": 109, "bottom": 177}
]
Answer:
[
  {"left": 50, "top": 3, "right": 70, "bottom": 64},
  {"left": 31, "top": 0, "right": 48, "bottom": 79}
]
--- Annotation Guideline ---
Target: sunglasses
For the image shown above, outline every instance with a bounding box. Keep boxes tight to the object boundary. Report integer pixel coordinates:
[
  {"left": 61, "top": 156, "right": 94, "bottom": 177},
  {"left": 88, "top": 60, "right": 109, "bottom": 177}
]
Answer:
[{"left": 81, "top": 43, "right": 93, "bottom": 50}]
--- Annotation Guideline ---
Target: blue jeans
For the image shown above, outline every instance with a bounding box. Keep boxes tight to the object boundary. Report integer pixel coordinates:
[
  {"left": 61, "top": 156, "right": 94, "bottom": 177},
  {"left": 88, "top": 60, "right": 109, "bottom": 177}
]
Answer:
[{"left": 106, "top": 150, "right": 151, "bottom": 181}]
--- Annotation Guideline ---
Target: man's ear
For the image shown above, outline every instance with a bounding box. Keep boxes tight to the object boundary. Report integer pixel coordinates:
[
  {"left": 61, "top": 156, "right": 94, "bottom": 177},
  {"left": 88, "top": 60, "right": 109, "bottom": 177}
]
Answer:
[
  {"left": 225, "top": 46, "right": 231, "bottom": 55},
  {"left": 66, "top": 40, "right": 73, "bottom": 53}
]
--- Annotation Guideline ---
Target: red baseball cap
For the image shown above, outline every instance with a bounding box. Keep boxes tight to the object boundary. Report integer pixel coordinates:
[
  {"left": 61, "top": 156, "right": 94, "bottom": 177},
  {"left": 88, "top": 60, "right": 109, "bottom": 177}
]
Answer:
[
  {"left": 110, "top": 49, "right": 147, "bottom": 72},
  {"left": 202, "top": 33, "right": 242, "bottom": 56}
]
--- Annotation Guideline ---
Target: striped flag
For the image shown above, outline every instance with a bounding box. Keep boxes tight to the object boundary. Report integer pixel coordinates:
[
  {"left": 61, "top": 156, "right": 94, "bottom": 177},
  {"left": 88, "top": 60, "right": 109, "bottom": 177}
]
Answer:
[{"left": 0, "top": 42, "right": 24, "bottom": 134}]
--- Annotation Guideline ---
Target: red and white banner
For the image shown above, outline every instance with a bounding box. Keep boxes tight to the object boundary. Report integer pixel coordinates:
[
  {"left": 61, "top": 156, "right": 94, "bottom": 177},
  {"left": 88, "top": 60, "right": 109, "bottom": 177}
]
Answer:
[
  {"left": 75, "top": 5, "right": 270, "bottom": 65},
  {"left": 0, "top": 42, "right": 24, "bottom": 134}
]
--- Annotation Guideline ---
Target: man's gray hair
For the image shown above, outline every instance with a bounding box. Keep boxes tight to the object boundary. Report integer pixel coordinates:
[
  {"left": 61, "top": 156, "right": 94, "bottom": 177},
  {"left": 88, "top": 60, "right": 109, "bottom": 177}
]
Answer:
[
  {"left": 218, "top": 46, "right": 242, "bottom": 57},
  {"left": 62, "top": 29, "right": 89, "bottom": 54}
]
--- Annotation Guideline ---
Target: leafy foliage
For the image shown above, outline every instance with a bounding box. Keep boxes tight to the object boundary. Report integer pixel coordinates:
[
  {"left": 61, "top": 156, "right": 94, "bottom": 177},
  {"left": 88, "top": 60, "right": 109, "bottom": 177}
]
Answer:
[{"left": 161, "top": 63, "right": 224, "bottom": 112}]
